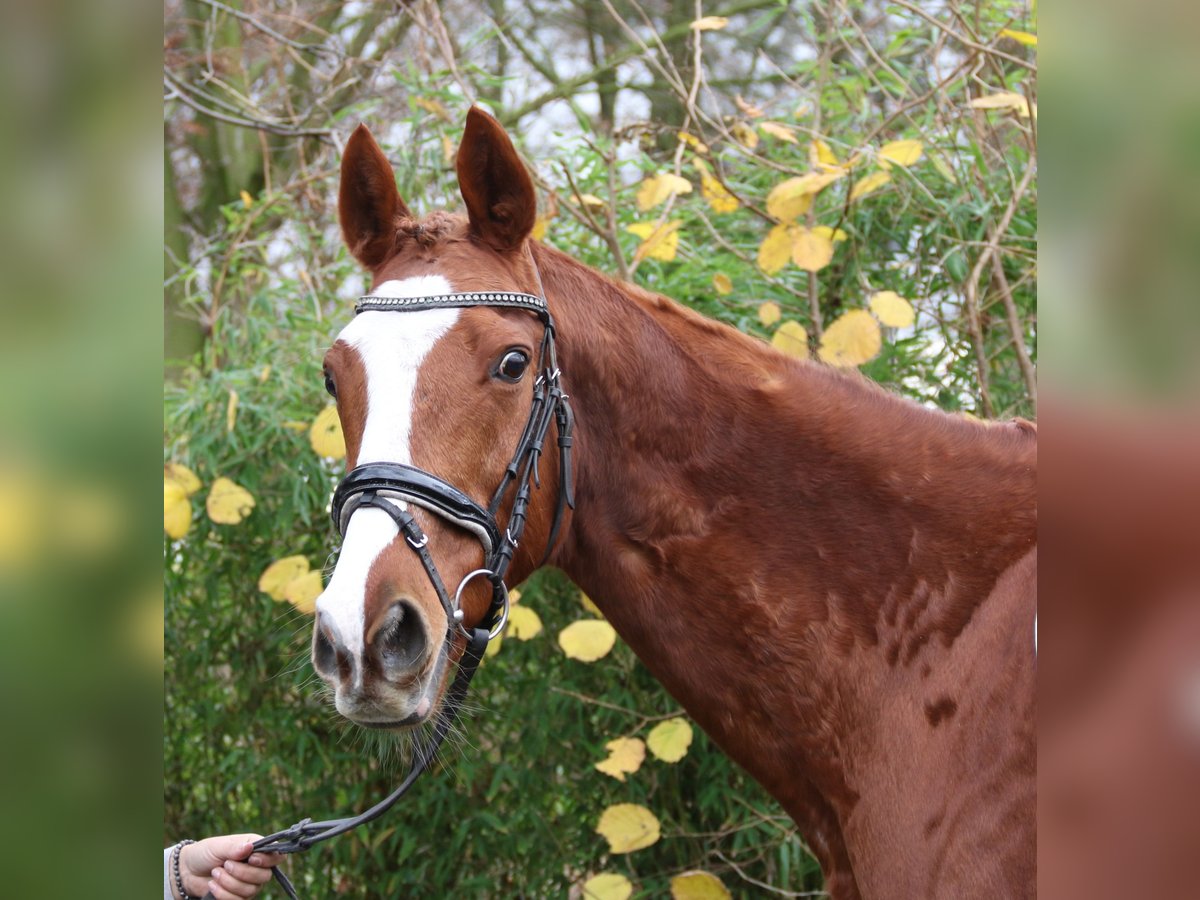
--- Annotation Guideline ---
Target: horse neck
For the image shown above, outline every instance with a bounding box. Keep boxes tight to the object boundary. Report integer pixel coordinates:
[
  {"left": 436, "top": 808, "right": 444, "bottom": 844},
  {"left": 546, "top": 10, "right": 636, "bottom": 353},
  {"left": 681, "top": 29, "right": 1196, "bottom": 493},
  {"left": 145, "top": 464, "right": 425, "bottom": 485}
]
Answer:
[{"left": 534, "top": 242, "right": 1036, "bottom": 811}]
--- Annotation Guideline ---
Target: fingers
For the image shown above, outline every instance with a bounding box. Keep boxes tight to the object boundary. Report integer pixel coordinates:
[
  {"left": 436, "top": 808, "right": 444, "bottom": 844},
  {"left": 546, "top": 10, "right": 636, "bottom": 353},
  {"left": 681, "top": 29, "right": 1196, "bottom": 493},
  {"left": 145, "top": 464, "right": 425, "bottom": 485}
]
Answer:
[
  {"left": 199, "top": 834, "right": 258, "bottom": 862},
  {"left": 247, "top": 852, "right": 285, "bottom": 868},
  {"left": 187, "top": 833, "right": 283, "bottom": 898},
  {"left": 208, "top": 865, "right": 265, "bottom": 899},
  {"left": 205, "top": 878, "right": 248, "bottom": 900},
  {"left": 219, "top": 859, "right": 275, "bottom": 886}
]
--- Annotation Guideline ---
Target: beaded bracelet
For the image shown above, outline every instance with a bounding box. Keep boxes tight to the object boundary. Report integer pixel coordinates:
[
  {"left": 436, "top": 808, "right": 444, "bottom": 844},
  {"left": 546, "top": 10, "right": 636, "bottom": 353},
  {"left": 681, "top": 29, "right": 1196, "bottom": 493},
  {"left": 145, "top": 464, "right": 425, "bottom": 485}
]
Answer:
[{"left": 171, "top": 839, "right": 199, "bottom": 900}]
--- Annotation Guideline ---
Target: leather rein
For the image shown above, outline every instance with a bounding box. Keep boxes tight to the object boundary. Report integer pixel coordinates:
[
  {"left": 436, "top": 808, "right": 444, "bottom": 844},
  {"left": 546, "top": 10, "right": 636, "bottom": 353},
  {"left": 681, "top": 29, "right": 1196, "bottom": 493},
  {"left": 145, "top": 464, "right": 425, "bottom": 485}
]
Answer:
[{"left": 221, "top": 290, "right": 574, "bottom": 900}]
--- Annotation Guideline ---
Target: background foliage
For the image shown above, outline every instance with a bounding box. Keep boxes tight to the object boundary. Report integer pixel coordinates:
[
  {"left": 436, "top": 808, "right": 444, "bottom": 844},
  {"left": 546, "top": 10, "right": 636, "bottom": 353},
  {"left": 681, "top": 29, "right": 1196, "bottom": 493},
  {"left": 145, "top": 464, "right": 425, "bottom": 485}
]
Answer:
[{"left": 165, "top": 0, "right": 1035, "bottom": 895}]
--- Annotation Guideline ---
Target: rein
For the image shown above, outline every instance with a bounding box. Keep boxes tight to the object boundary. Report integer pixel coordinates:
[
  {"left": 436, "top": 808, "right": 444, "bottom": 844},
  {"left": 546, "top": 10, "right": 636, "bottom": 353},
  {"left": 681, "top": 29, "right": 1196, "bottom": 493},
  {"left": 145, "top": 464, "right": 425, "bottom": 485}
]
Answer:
[{"left": 216, "top": 290, "right": 574, "bottom": 900}]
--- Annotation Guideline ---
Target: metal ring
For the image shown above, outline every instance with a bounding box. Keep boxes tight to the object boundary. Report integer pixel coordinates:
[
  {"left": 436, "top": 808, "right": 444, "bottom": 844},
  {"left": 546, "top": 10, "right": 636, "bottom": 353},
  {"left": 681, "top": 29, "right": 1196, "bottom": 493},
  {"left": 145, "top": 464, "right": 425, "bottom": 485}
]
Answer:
[{"left": 452, "top": 568, "right": 510, "bottom": 640}]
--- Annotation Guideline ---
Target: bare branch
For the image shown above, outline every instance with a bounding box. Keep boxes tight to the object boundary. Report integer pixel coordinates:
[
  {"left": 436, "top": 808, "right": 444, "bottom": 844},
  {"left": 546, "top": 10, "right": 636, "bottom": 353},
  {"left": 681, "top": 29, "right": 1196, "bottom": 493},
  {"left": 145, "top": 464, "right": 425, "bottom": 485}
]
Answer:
[
  {"left": 164, "top": 71, "right": 334, "bottom": 141},
  {"left": 192, "top": 0, "right": 337, "bottom": 56}
]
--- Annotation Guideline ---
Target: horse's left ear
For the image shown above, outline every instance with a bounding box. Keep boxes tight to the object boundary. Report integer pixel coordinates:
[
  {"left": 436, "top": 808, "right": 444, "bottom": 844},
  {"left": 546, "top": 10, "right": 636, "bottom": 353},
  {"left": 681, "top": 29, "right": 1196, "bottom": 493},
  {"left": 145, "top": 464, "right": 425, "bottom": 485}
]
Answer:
[{"left": 456, "top": 106, "right": 536, "bottom": 252}]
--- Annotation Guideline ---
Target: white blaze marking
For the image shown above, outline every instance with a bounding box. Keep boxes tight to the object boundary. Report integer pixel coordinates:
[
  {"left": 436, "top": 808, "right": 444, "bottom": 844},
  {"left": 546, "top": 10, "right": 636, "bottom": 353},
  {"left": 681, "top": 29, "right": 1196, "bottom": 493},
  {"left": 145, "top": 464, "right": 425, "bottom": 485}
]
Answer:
[{"left": 316, "top": 276, "right": 460, "bottom": 661}]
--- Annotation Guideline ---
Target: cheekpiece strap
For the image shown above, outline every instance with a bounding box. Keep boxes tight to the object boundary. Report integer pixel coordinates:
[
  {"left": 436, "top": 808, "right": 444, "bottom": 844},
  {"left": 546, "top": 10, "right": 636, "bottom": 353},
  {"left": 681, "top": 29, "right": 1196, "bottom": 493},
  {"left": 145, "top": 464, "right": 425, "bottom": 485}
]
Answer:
[{"left": 356, "top": 291, "right": 549, "bottom": 321}]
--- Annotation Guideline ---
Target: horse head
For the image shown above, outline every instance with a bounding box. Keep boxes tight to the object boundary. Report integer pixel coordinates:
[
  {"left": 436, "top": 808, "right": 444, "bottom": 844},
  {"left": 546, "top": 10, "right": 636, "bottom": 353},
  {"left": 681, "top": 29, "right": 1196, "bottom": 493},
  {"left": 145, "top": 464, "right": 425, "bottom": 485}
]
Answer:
[{"left": 312, "top": 108, "right": 569, "bottom": 729}]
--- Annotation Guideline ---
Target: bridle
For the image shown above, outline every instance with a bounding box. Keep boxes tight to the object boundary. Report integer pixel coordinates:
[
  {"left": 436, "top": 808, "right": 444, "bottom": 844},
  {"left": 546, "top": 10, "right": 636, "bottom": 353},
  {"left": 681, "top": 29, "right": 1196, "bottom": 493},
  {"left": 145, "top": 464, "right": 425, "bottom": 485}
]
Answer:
[
  {"left": 331, "top": 290, "right": 574, "bottom": 647},
  {"left": 219, "top": 289, "right": 574, "bottom": 900}
]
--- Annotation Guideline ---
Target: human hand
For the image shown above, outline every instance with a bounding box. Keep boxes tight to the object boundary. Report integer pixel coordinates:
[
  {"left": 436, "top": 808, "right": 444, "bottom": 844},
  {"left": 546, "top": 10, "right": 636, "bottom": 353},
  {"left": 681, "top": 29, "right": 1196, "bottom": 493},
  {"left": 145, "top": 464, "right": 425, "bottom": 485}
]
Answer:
[{"left": 176, "top": 834, "right": 285, "bottom": 900}]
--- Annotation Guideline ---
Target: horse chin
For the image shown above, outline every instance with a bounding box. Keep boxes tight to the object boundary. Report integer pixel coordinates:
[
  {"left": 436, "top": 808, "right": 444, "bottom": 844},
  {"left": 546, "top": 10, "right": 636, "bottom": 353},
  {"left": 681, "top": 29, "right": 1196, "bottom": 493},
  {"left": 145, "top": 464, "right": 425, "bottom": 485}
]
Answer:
[
  {"left": 341, "top": 638, "right": 451, "bottom": 732},
  {"left": 353, "top": 697, "right": 434, "bottom": 731}
]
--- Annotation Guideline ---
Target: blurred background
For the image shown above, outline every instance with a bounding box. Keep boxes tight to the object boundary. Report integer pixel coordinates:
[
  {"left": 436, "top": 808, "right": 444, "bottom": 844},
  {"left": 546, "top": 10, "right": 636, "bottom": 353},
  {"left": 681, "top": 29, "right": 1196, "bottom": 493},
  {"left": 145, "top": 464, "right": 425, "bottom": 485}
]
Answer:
[{"left": 0, "top": 0, "right": 1195, "bottom": 895}]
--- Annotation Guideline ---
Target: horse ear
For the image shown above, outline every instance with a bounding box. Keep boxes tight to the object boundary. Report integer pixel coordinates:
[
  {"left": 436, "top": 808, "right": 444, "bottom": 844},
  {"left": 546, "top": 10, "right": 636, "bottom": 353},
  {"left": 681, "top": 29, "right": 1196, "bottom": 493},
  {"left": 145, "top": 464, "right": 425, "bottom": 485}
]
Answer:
[
  {"left": 456, "top": 106, "right": 536, "bottom": 251},
  {"left": 339, "top": 124, "right": 411, "bottom": 268}
]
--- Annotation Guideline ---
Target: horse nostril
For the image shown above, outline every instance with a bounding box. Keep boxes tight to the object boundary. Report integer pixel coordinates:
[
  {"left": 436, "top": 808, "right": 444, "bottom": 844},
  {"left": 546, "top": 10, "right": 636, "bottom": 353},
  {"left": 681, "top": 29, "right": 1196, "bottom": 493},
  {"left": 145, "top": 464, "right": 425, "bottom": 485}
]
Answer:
[
  {"left": 373, "top": 600, "right": 428, "bottom": 674},
  {"left": 312, "top": 614, "right": 342, "bottom": 679}
]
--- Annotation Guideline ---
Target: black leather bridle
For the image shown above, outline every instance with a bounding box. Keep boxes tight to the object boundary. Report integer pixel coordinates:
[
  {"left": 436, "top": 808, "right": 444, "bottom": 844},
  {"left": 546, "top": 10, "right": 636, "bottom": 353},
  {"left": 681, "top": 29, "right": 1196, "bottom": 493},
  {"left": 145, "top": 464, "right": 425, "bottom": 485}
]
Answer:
[{"left": 216, "top": 290, "right": 574, "bottom": 900}]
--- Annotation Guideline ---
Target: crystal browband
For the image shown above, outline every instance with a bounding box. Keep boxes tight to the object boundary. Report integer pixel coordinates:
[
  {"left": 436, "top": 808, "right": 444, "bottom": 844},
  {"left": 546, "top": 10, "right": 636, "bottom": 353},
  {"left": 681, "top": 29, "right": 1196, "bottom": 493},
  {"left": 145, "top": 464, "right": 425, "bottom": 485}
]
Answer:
[{"left": 356, "top": 291, "right": 549, "bottom": 319}]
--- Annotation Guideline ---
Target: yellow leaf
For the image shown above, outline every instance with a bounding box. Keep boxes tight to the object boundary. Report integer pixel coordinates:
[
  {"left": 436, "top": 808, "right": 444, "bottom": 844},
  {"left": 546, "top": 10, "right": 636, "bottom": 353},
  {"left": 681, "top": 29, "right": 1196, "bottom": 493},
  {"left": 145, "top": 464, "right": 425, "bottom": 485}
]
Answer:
[
  {"left": 758, "top": 301, "right": 782, "bottom": 327},
  {"left": 735, "top": 95, "right": 764, "bottom": 118},
  {"left": 969, "top": 91, "right": 1031, "bottom": 117},
  {"left": 239, "top": 190, "right": 253, "bottom": 207},
  {"left": 441, "top": 134, "right": 455, "bottom": 164},
  {"left": 878, "top": 139, "right": 924, "bottom": 168},
  {"left": 284, "top": 570, "right": 323, "bottom": 615},
  {"left": 691, "top": 160, "right": 738, "bottom": 214},
  {"left": 1000, "top": 28, "right": 1037, "bottom": 46},
  {"left": 869, "top": 291, "right": 915, "bottom": 328},
  {"left": 507, "top": 604, "right": 543, "bottom": 640},
  {"left": 677, "top": 131, "right": 709, "bottom": 154},
  {"left": 163, "top": 478, "right": 191, "bottom": 539},
  {"left": 559, "top": 619, "right": 617, "bottom": 662},
  {"left": 812, "top": 225, "right": 848, "bottom": 242},
  {"left": 810, "top": 139, "right": 844, "bottom": 172},
  {"left": 509, "top": 588, "right": 522, "bottom": 605},
  {"left": 818, "top": 309, "right": 882, "bottom": 367},
  {"left": 206, "top": 477, "right": 255, "bottom": 525},
  {"left": 712, "top": 273, "right": 733, "bottom": 295},
  {"left": 766, "top": 178, "right": 812, "bottom": 221},
  {"left": 594, "top": 736, "right": 646, "bottom": 782},
  {"left": 701, "top": 175, "right": 738, "bottom": 213},
  {"left": 259, "top": 555, "right": 311, "bottom": 601},
  {"left": 412, "top": 96, "right": 452, "bottom": 122},
  {"left": 582, "top": 873, "right": 633, "bottom": 900},
  {"left": 226, "top": 389, "right": 239, "bottom": 434},
  {"left": 771, "top": 320, "right": 809, "bottom": 359},
  {"left": 595, "top": 803, "right": 660, "bottom": 854},
  {"left": 531, "top": 216, "right": 550, "bottom": 241},
  {"left": 164, "top": 463, "right": 201, "bottom": 496},
  {"left": 849, "top": 170, "right": 891, "bottom": 201},
  {"left": 310, "top": 405, "right": 346, "bottom": 459},
  {"left": 757, "top": 224, "right": 793, "bottom": 275},
  {"left": 766, "top": 172, "right": 842, "bottom": 221},
  {"left": 580, "top": 592, "right": 602, "bottom": 616},
  {"left": 627, "top": 220, "right": 681, "bottom": 262},
  {"left": 485, "top": 632, "right": 503, "bottom": 657},
  {"left": 670, "top": 871, "right": 733, "bottom": 900},
  {"left": 646, "top": 717, "right": 694, "bottom": 763},
  {"left": 791, "top": 227, "right": 835, "bottom": 271},
  {"left": 636, "top": 173, "right": 693, "bottom": 211},
  {"left": 760, "top": 121, "right": 798, "bottom": 144},
  {"left": 258, "top": 364, "right": 271, "bottom": 383},
  {"left": 690, "top": 15, "right": 728, "bottom": 31},
  {"left": 730, "top": 122, "right": 758, "bottom": 150}
]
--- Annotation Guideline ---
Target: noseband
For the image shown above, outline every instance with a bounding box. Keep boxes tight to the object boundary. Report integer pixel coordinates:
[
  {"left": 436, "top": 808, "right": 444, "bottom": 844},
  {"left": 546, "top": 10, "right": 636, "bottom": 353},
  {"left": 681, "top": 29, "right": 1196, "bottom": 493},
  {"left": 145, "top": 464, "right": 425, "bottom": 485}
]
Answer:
[{"left": 229, "top": 289, "right": 575, "bottom": 900}]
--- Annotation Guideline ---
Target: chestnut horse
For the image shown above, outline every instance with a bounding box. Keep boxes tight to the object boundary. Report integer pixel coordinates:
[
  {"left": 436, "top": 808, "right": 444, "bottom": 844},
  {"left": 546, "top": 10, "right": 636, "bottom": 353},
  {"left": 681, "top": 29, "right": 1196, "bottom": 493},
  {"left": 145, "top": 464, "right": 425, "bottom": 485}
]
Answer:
[{"left": 312, "top": 107, "right": 1036, "bottom": 898}]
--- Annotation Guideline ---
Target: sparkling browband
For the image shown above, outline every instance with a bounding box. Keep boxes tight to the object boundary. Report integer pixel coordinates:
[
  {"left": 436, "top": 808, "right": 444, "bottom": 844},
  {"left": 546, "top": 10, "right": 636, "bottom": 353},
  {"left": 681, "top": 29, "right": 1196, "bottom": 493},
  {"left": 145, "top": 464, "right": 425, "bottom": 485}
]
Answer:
[{"left": 356, "top": 291, "right": 549, "bottom": 318}]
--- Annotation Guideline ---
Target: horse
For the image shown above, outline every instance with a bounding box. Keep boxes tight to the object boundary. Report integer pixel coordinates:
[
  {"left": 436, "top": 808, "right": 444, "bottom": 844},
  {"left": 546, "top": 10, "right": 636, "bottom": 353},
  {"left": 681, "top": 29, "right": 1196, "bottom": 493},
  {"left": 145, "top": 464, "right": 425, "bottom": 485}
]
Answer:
[{"left": 311, "top": 106, "right": 1037, "bottom": 899}]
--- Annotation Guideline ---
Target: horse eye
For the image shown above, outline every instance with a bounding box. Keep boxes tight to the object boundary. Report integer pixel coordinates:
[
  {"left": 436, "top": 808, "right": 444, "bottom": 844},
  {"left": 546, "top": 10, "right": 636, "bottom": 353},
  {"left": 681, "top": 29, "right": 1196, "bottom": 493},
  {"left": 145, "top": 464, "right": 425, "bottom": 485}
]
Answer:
[
  {"left": 495, "top": 349, "right": 530, "bottom": 383},
  {"left": 324, "top": 372, "right": 337, "bottom": 399}
]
